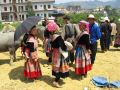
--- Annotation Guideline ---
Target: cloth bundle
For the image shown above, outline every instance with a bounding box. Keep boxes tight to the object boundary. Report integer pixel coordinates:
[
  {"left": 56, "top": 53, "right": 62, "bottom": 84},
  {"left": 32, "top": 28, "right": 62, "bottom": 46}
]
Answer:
[{"left": 92, "top": 76, "right": 120, "bottom": 88}]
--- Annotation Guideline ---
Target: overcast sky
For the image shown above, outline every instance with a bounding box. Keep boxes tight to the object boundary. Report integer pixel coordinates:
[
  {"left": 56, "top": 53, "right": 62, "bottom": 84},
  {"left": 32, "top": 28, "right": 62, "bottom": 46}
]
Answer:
[{"left": 55, "top": 0, "right": 113, "bottom": 4}]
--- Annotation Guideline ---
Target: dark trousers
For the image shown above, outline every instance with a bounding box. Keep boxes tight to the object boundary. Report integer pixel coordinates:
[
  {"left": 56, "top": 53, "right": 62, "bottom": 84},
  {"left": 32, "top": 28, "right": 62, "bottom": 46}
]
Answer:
[
  {"left": 107, "top": 35, "right": 111, "bottom": 50},
  {"left": 66, "top": 51, "right": 74, "bottom": 63},
  {"left": 55, "top": 75, "right": 60, "bottom": 82},
  {"left": 90, "top": 42, "right": 98, "bottom": 64},
  {"left": 100, "top": 35, "right": 108, "bottom": 51},
  {"left": 46, "top": 52, "right": 52, "bottom": 62}
]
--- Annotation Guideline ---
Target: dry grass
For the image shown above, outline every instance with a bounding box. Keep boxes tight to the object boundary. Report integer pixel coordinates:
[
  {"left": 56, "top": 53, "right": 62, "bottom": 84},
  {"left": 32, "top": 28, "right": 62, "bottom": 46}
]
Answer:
[{"left": 0, "top": 45, "right": 120, "bottom": 90}]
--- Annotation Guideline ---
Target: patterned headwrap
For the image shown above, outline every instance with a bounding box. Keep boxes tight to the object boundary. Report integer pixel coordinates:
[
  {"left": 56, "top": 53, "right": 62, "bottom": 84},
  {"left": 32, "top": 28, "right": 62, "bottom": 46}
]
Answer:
[
  {"left": 47, "top": 21, "right": 59, "bottom": 32},
  {"left": 79, "top": 20, "right": 90, "bottom": 33}
]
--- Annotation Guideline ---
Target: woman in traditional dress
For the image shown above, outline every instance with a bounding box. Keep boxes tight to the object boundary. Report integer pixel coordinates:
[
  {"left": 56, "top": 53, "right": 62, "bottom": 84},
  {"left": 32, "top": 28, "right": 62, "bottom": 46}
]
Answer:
[
  {"left": 23, "top": 26, "right": 42, "bottom": 80},
  {"left": 75, "top": 20, "right": 92, "bottom": 79},
  {"left": 47, "top": 21, "right": 69, "bottom": 87}
]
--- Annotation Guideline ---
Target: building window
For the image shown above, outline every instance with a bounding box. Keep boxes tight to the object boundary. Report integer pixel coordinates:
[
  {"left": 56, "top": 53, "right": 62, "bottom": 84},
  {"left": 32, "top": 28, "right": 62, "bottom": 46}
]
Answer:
[
  {"left": 48, "top": 5, "right": 51, "bottom": 9},
  {"left": 1, "top": 13, "right": 9, "bottom": 21},
  {"left": 44, "top": 13, "right": 46, "bottom": 17},
  {"left": 37, "top": 14, "right": 39, "bottom": 16},
  {"left": 9, "top": 0, "right": 11, "bottom": 3},
  {"left": 4, "top": 0, "right": 6, "bottom": 3},
  {"left": 18, "top": 6, "right": 20, "bottom": 12},
  {"left": 21, "top": 0, "right": 23, "bottom": 3},
  {"left": 35, "top": 5, "right": 37, "bottom": 9},
  {"left": 19, "top": 15, "right": 21, "bottom": 20},
  {"left": 48, "top": 14, "right": 51, "bottom": 17},
  {"left": 18, "top": 0, "right": 20, "bottom": 3},
  {"left": 10, "top": 15, "right": 13, "bottom": 21},
  {"left": 10, "top": 7, "right": 12, "bottom": 12},
  {"left": 22, "top": 15, "right": 24, "bottom": 20},
  {"left": 26, "top": 14, "right": 28, "bottom": 18},
  {"left": 25, "top": 6, "right": 27, "bottom": 10},
  {"left": 4, "top": 7, "right": 7, "bottom": 11},
  {"left": 40, "top": 5, "right": 43, "bottom": 9},
  {"left": 21, "top": 6, "right": 23, "bottom": 11},
  {"left": 44, "top": 5, "right": 46, "bottom": 10}
]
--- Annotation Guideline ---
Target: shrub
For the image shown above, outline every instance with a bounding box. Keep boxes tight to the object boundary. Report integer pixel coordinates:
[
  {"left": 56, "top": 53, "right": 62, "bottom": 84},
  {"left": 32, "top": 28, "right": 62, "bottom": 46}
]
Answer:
[{"left": 0, "top": 21, "right": 4, "bottom": 31}]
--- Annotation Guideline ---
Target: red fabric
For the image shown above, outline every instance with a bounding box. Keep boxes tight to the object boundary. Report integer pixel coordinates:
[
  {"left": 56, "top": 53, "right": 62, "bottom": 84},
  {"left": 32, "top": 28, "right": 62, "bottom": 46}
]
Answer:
[
  {"left": 24, "top": 70, "right": 42, "bottom": 79},
  {"left": 75, "top": 64, "right": 92, "bottom": 75},
  {"left": 24, "top": 60, "right": 42, "bottom": 79}
]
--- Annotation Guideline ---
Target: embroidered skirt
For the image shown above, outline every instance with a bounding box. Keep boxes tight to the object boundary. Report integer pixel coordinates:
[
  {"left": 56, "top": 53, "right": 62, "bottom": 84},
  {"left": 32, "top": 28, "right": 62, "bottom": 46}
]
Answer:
[
  {"left": 52, "top": 48, "right": 69, "bottom": 78},
  {"left": 24, "top": 49, "right": 42, "bottom": 79},
  {"left": 75, "top": 46, "right": 92, "bottom": 75},
  {"left": 24, "top": 59, "right": 42, "bottom": 79}
]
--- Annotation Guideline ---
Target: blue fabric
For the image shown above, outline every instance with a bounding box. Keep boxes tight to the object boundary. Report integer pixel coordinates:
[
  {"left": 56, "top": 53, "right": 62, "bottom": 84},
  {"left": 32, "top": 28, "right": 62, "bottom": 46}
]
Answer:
[
  {"left": 92, "top": 76, "right": 120, "bottom": 88},
  {"left": 76, "top": 47, "right": 80, "bottom": 56},
  {"left": 92, "top": 76, "right": 109, "bottom": 86},
  {"left": 92, "top": 79, "right": 108, "bottom": 87},
  {"left": 90, "top": 23, "right": 101, "bottom": 44},
  {"left": 110, "top": 81, "right": 120, "bottom": 88}
]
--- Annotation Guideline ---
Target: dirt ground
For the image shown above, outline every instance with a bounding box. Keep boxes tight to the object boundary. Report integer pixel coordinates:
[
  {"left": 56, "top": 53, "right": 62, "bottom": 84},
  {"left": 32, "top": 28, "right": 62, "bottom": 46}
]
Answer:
[{"left": 0, "top": 44, "right": 120, "bottom": 90}]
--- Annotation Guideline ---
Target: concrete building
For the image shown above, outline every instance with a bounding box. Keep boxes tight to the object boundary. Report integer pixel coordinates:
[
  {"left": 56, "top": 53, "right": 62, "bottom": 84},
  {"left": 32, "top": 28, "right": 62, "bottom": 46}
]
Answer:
[
  {"left": 66, "top": 5, "right": 81, "bottom": 13},
  {"left": 0, "top": 0, "right": 55, "bottom": 21}
]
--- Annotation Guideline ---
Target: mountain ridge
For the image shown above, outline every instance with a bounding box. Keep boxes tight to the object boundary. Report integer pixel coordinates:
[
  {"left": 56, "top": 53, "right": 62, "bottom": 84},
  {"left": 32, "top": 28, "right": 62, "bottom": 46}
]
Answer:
[{"left": 54, "top": 0, "right": 120, "bottom": 9}]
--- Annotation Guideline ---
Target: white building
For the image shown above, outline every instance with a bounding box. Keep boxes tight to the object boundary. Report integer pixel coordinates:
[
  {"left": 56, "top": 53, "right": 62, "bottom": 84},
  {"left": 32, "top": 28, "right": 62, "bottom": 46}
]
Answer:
[{"left": 0, "top": 0, "right": 55, "bottom": 21}]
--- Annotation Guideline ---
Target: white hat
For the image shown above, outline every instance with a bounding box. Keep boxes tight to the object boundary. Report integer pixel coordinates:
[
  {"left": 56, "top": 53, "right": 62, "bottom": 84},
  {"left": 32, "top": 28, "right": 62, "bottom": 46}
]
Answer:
[
  {"left": 104, "top": 17, "right": 110, "bottom": 22},
  {"left": 88, "top": 14, "right": 95, "bottom": 19}
]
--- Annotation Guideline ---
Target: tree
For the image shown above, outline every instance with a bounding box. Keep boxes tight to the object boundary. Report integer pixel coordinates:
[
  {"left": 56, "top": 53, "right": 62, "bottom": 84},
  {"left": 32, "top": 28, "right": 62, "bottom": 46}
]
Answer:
[
  {"left": 104, "top": 5, "right": 112, "bottom": 11},
  {"left": 26, "top": 1, "right": 35, "bottom": 17},
  {"left": 112, "top": 8, "right": 119, "bottom": 15},
  {"left": 0, "top": 21, "right": 3, "bottom": 30},
  {"left": 104, "top": 5, "right": 112, "bottom": 15},
  {"left": 12, "top": 0, "right": 18, "bottom": 20},
  {"left": 57, "top": 13, "right": 103, "bottom": 25}
]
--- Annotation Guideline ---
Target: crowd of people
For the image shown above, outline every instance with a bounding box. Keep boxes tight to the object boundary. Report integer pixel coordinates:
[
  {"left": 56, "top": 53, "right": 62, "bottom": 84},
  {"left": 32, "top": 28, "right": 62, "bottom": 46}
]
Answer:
[{"left": 21, "top": 14, "right": 120, "bottom": 88}]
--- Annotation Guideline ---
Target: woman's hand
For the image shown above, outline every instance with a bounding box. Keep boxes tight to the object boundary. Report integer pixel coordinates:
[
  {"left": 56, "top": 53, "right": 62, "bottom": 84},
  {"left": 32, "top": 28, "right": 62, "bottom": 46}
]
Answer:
[
  {"left": 31, "top": 51, "right": 38, "bottom": 60},
  {"left": 88, "top": 49, "right": 91, "bottom": 54}
]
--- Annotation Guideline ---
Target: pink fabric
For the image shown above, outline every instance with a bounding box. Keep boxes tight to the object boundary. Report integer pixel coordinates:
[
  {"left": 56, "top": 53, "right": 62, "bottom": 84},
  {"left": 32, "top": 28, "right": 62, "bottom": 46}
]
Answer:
[
  {"left": 47, "top": 21, "right": 58, "bottom": 32},
  {"left": 79, "top": 20, "right": 90, "bottom": 33},
  {"left": 28, "top": 37, "right": 38, "bottom": 49}
]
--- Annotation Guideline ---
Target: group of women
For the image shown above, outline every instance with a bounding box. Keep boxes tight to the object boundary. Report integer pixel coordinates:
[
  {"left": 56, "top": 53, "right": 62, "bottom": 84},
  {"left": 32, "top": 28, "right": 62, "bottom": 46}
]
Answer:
[{"left": 21, "top": 19, "right": 92, "bottom": 88}]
